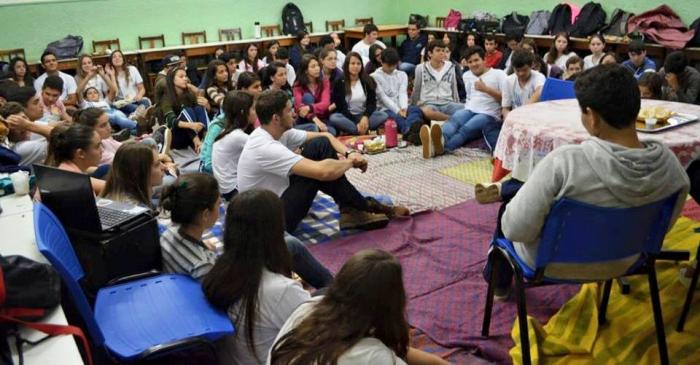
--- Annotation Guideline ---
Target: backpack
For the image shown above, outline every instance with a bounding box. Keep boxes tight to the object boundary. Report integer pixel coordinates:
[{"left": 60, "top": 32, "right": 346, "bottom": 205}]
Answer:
[
  {"left": 0, "top": 255, "right": 93, "bottom": 365},
  {"left": 527, "top": 10, "right": 551, "bottom": 35},
  {"left": 458, "top": 18, "right": 477, "bottom": 33},
  {"left": 502, "top": 12, "right": 530, "bottom": 38},
  {"left": 687, "top": 17, "right": 700, "bottom": 47},
  {"left": 445, "top": 9, "right": 462, "bottom": 29},
  {"left": 570, "top": 2, "right": 607, "bottom": 37},
  {"left": 281, "top": 2, "right": 305, "bottom": 36},
  {"left": 45, "top": 35, "right": 83, "bottom": 60},
  {"left": 601, "top": 8, "right": 634, "bottom": 37},
  {"left": 409, "top": 14, "right": 428, "bottom": 29},
  {"left": 548, "top": 3, "right": 573, "bottom": 35}
]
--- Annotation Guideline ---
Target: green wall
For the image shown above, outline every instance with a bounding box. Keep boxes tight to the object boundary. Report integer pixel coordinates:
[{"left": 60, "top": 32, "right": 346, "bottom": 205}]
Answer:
[
  {"left": 402, "top": 0, "right": 698, "bottom": 26},
  {"left": 0, "top": 0, "right": 403, "bottom": 62}
]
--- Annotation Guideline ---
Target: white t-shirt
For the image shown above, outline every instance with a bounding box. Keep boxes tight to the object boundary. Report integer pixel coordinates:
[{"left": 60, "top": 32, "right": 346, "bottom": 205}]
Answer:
[
  {"left": 285, "top": 63, "right": 296, "bottom": 86},
  {"left": 115, "top": 65, "right": 143, "bottom": 100},
  {"left": 463, "top": 68, "right": 506, "bottom": 120},
  {"left": 583, "top": 54, "right": 601, "bottom": 70},
  {"left": 543, "top": 51, "right": 577, "bottom": 70},
  {"left": 33, "top": 72, "right": 77, "bottom": 102},
  {"left": 336, "top": 49, "right": 346, "bottom": 70},
  {"left": 351, "top": 40, "right": 387, "bottom": 65},
  {"left": 347, "top": 80, "right": 367, "bottom": 115},
  {"left": 237, "top": 127, "right": 307, "bottom": 196},
  {"left": 268, "top": 297, "right": 408, "bottom": 365},
  {"left": 502, "top": 71, "right": 546, "bottom": 109},
  {"left": 212, "top": 129, "right": 248, "bottom": 194},
  {"left": 218, "top": 269, "right": 310, "bottom": 365},
  {"left": 80, "top": 100, "right": 111, "bottom": 111}
]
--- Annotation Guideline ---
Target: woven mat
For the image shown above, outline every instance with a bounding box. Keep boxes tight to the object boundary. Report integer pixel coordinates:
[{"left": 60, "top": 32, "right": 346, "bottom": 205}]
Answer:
[{"left": 440, "top": 158, "right": 498, "bottom": 186}]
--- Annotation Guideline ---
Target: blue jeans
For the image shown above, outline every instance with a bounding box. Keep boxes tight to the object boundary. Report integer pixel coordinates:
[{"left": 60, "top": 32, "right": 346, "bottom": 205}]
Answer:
[
  {"left": 385, "top": 106, "right": 424, "bottom": 134},
  {"left": 425, "top": 102, "right": 464, "bottom": 117},
  {"left": 398, "top": 62, "right": 416, "bottom": 77},
  {"left": 328, "top": 111, "right": 388, "bottom": 135},
  {"left": 285, "top": 233, "right": 333, "bottom": 289},
  {"left": 297, "top": 92, "right": 336, "bottom": 136},
  {"left": 442, "top": 109, "right": 497, "bottom": 151},
  {"left": 118, "top": 98, "right": 151, "bottom": 115},
  {"left": 106, "top": 108, "right": 137, "bottom": 133}
]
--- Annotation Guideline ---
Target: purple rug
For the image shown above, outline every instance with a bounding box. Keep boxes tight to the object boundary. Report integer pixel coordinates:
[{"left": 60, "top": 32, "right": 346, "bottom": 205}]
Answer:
[{"left": 309, "top": 200, "right": 579, "bottom": 364}]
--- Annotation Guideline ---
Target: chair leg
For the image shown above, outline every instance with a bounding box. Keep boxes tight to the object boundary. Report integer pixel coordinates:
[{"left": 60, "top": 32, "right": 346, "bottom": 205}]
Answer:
[
  {"left": 647, "top": 264, "right": 670, "bottom": 365},
  {"left": 515, "top": 274, "right": 532, "bottom": 365},
  {"left": 482, "top": 251, "right": 497, "bottom": 337},
  {"left": 677, "top": 245, "right": 700, "bottom": 332},
  {"left": 617, "top": 277, "right": 631, "bottom": 294},
  {"left": 598, "top": 279, "right": 613, "bottom": 325}
]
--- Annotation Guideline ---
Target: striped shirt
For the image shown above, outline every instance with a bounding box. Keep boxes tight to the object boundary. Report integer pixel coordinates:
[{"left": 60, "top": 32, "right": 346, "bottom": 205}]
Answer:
[{"left": 160, "top": 225, "right": 217, "bottom": 281}]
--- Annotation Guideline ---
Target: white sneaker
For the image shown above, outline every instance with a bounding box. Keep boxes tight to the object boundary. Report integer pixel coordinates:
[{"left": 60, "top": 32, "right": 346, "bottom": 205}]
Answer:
[{"left": 419, "top": 125, "right": 433, "bottom": 159}]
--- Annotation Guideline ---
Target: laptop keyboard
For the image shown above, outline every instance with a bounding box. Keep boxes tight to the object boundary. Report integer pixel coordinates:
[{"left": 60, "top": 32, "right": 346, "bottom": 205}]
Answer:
[{"left": 98, "top": 207, "right": 133, "bottom": 227}]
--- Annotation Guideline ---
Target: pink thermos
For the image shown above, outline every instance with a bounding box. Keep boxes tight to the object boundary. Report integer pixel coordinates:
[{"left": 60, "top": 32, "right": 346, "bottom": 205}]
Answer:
[{"left": 385, "top": 118, "right": 398, "bottom": 148}]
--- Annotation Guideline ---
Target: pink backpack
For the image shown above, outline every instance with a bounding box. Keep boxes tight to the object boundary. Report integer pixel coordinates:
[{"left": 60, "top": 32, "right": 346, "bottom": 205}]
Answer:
[{"left": 445, "top": 9, "right": 462, "bottom": 29}]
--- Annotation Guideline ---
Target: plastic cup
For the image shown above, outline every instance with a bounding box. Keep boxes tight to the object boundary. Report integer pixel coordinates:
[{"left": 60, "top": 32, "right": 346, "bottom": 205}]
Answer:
[
  {"left": 645, "top": 118, "right": 657, "bottom": 129},
  {"left": 10, "top": 171, "right": 29, "bottom": 196}
]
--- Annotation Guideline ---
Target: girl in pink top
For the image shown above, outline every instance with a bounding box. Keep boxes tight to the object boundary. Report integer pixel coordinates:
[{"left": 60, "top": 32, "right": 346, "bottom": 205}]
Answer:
[
  {"left": 292, "top": 55, "right": 332, "bottom": 134},
  {"left": 238, "top": 44, "right": 266, "bottom": 73}
]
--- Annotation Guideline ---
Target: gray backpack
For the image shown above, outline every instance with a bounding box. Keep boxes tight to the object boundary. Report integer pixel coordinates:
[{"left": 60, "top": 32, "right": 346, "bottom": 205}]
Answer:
[{"left": 526, "top": 10, "right": 551, "bottom": 35}]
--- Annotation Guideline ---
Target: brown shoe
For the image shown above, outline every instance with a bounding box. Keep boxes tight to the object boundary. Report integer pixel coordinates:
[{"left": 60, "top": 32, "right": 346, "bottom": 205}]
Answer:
[
  {"left": 366, "top": 197, "right": 410, "bottom": 218},
  {"left": 419, "top": 124, "right": 432, "bottom": 159},
  {"left": 475, "top": 183, "right": 502, "bottom": 204},
  {"left": 339, "top": 207, "right": 389, "bottom": 230},
  {"left": 431, "top": 123, "right": 444, "bottom": 156}
]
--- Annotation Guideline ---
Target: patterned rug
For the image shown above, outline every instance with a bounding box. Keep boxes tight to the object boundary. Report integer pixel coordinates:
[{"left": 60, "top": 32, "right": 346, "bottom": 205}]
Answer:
[{"left": 440, "top": 158, "right": 499, "bottom": 186}]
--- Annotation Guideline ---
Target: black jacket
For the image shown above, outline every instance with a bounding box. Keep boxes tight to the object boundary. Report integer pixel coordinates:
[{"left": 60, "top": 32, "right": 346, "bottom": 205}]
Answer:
[{"left": 331, "top": 77, "right": 377, "bottom": 118}]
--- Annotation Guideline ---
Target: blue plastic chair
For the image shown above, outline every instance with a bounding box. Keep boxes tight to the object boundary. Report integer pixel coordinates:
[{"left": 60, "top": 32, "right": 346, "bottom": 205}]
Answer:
[
  {"left": 33, "top": 203, "right": 234, "bottom": 362},
  {"left": 481, "top": 192, "right": 680, "bottom": 365},
  {"left": 539, "top": 77, "right": 576, "bottom": 101}
]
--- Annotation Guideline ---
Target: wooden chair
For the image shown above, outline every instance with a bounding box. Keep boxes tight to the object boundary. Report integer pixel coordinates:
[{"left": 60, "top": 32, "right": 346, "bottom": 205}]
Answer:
[
  {"left": 435, "top": 16, "right": 445, "bottom": 28},
  {"left": 325, "top": 19, "right": 345, "bottom": 31},
  {"left": 138, "top": 34, "right": 165, "bottom": 49},
  {"left": 0, "top": 48, "right": 25, "bottom": 62},
  {"left": 92, "top": 39, "right": 120, "bottom": 55},
  {"left": 181, "top": 31, "right": 207, "bottom": 45},
  {"left": 219, "top": 28, "right": 242, "bottom": 41},
  {"left": 355, "top": 17, "right": 374, "bottom": 26},
  {"left": 304, "top": 22, "right": 313, "bottom": 33},
  {"left": 261, "top": 24, "right": 281, "bottom": 37}
]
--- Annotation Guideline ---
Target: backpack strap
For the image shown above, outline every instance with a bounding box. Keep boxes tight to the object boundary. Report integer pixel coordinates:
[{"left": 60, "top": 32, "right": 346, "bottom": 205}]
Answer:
[{"left": 0, "top": 314, "right": 93, "bottom": 365}]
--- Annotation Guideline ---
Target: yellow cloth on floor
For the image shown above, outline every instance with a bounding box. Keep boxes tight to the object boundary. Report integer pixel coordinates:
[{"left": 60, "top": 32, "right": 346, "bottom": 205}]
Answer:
[
  {"left": 509, "top": 217, "right": 700, "bottom": 365},
  {"left": 440, "top": 158, "right": 500, "bottom": 186}
]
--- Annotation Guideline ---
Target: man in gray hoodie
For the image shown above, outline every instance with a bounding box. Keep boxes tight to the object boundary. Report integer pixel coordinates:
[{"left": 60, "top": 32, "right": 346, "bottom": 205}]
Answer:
[{"left": 486, "top": 64, "right": 690, "bottom": 296}]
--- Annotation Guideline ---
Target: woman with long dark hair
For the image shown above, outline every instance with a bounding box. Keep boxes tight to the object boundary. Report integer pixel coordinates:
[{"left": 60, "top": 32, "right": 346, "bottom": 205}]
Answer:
[
  {"left": 270, "top": 249, "right": 448, "bottom": 365},
  {"left": 106, "top": 50, "right": 151, "bottom": 116},
  {"left": 161, "top": 66, "right": 209, "bottom": 157},
  {"left": 7, "top": 57, "right": 34, "bottom": 87},
  {"left": 543, "top": 32, "right": 577, "bottom": 70},
  {"left": 239, "top": 43, "right": 266, "bottom": 73},
  {"left": 292, "top": 54, "right": 332, "bottom": 134},
  {"left": 203, "top": 59, "right": 233, "bottom": 116},
  {"left": 203, "top": 190, "right": 311, "bottom": 365},
  {"left": 102, "top": 143, "right": 164, "bottom": 209}
]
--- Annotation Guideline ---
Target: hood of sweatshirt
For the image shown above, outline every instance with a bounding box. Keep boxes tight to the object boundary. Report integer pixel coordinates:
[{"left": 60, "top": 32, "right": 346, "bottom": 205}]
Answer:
[{"left": 581, "top": 137, "right": 688, "bottom": 203}]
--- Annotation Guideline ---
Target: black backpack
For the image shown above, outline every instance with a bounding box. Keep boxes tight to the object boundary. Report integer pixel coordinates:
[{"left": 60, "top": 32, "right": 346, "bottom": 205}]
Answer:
[
  {"left": 409, "top": 14, "right": 428, "bottom": 29},
  {"left": 501, "top": 12, "right": 530, "bottom": 38},
  {"left": 548, "top": 4, "right": 572, "bottom": 35},
  {"left": 688, "top": 17, "right": 700, "bottom": 47},
  {"left": 281, "top": 2, "right": 305, "bottom": 35},
  {"left": 45, "top": 35, "right": 83, "bottom": 60},
  {"left": 570, "top": 2, "right": 607, "bottom": 37},
  {"left": 458, "top": 18, "right": 477, "bottom": 33},
  {"left": 601, "top": 8, "right": 633, "bottom": 37}
]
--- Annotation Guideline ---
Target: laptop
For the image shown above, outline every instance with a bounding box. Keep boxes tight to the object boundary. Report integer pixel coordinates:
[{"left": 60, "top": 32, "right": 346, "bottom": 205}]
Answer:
[{"left": 34, "top": 164, "right": 150, "bottom": 233}]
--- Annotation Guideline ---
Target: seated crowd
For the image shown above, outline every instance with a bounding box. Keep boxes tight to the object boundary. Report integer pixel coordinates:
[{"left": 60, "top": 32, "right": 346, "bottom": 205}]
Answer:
[{"left": 0, "top": 19, "right": 697, "bottom": 365}]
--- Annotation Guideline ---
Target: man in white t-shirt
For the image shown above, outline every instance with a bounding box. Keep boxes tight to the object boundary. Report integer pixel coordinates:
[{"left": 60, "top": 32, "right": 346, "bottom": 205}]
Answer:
[
  {"left": 351, "top": 24, "right": 387, "bottom": 65},
  {"left": 425, "top": 46, "right": 506, "bottom": 158},
  {"left": 501, "top": 49, "right": 546, "bottom": 120},
  {"left": 33, "top": 51, "right": 78, "bottom": 107},
  {"left": 238, "top": 90, "right": 408, "bottom": 233}
]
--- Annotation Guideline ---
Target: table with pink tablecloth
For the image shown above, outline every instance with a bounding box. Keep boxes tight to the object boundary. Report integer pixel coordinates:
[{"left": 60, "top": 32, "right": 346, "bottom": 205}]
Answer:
[{"left": 493, "top": 99, "right": 700, "bottom": 181}]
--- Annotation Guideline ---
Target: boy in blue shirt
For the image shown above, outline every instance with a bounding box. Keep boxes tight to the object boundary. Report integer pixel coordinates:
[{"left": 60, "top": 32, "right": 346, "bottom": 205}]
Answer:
[{"left": 622, "top": 40, "right": 656, "bottom": 79}]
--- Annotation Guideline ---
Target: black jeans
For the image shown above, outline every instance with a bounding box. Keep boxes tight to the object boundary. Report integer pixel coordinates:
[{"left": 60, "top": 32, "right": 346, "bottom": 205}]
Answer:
[
  {"left": 483, "top": 179, "right": 524, "bottom": 289},
  {"left": 281, "top": 137, "right": 369, "bottom": 233}
]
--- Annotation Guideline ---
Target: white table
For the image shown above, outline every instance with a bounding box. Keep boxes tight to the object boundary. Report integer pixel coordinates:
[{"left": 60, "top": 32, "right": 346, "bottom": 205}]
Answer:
[{"left": 1, "top": 194, "right": 83, "bottom": 365}]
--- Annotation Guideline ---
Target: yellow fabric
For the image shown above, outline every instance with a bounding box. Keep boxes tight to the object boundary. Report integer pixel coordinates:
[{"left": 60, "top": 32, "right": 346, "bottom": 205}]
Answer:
[
  {"left": 440, "top": 159, "right": 506, "bottom": 186},
  {"left": 509, "top": 217, "right": 700, "bottom": 365}
]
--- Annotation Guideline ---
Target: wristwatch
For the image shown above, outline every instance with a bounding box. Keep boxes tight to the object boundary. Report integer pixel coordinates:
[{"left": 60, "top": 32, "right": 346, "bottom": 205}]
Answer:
[{"left": 344, "top": 149, "right": 358, "bottom": 158}]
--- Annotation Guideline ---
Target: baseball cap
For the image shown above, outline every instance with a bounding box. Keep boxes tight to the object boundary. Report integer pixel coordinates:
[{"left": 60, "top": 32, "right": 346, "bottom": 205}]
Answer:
[{"left": 162, "top": 54, "right": 182, "bottom": 66}]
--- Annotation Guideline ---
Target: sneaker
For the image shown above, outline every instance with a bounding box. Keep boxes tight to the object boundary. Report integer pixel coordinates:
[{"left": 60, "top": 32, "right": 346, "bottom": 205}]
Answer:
[
  {"left": 112, "top": 128, "right": 131, "bottom": 142},
  {"left": 475, "top": 182, "right": 502, "bottom": 204},
  {"left": 430, "top": 123, "right": 444, "bottom": 156},
  {"left": 366, "top": 197, "right": 410, "bottom": 219},
  {"left": 419, "top": 125, "right": 432, "bottom": 159},
  {"left": 339, "top": 207, "right": 389, "bottom": 231}
]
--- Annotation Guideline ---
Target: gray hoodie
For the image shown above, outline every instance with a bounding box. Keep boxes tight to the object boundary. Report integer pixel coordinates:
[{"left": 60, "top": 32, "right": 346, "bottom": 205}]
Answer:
[{"left": 502, "top": 137, "right": 689, "bottom": 279}]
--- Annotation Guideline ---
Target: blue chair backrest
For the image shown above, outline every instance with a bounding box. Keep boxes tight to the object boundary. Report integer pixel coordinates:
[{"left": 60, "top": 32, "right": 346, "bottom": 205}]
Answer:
[
  {"left": 33, "top": 203, "right": 105, "bottom": 345},
  {"left": 540, "top": 77, "right": 576, "bottom": 101},
  {"left": 534, "top": 192, "right": 679, "bottom": 269}
]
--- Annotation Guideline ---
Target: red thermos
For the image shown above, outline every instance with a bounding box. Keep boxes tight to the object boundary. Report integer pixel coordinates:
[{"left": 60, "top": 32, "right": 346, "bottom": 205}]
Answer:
[{"left": 385, "top": 118, "right": 398, "bottom": 148}]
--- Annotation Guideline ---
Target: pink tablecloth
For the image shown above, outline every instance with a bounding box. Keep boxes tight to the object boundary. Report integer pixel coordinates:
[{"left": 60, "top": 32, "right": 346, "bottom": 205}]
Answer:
[{"left": 493, "top": 99, "right": 700, "bottom": 181}]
